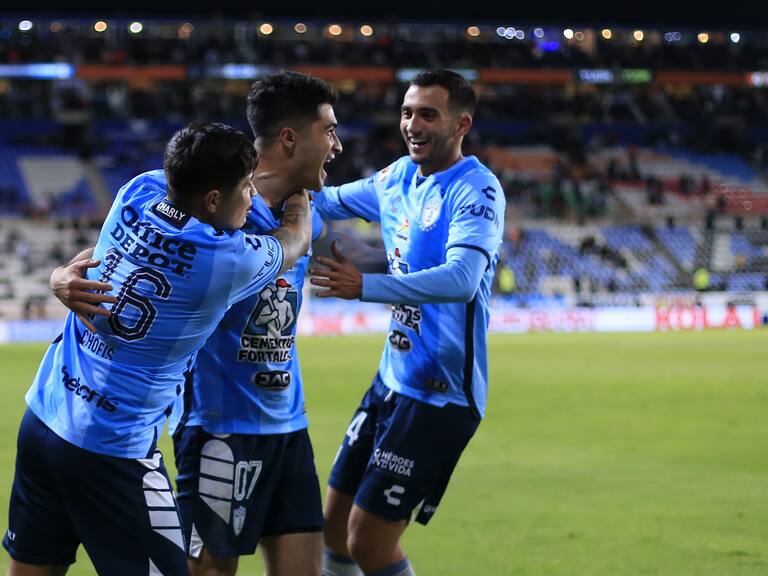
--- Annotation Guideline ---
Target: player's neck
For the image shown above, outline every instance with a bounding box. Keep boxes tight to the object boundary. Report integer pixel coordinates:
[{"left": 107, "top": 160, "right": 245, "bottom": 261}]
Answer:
[
  {"left": 418, "top": 150, "right": 464, "bottom": 177},
  {"left": 167, "top": 194, "right": 213, "bottom": 226},
  {"left": 252, "top": 163, "right": 302, "bottom": 208}
]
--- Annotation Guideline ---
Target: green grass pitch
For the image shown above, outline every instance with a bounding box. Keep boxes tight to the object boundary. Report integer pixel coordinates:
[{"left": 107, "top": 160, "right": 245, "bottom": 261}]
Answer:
[{"left": 1, "top": 331, "right": 767, "bottom": 575}]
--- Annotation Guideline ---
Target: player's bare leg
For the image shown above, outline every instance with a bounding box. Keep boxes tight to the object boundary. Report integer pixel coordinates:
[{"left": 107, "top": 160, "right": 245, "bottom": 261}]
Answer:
[
  {"left": 323, "top": 487, "right": 355, "bottom": 556},
  {"left": 260, "top": 531, "right": 321, "bottom": 576},
  {"left": 346, "top": 506, "right": 410, "bottom": 574},
  {"left": 188, "top": 547, "right": 238, "bottom": 576},
  {"left": 322, "top": 487, "right": 363, "bottom": 575},
  {"left": 6, "top": 560, "right": 68, "bottom": 576}
]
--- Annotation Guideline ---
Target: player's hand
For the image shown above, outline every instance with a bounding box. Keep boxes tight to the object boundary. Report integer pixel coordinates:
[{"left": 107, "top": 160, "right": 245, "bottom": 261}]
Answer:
[
  {"left": 284, "top": 188, "right": 312, "bottom": 207},
  {"left": 50, "top": 259, "right": 117, "bottom": 333},
  {"left": 310, "top": 241, "right": 363, "bottom": 300}
]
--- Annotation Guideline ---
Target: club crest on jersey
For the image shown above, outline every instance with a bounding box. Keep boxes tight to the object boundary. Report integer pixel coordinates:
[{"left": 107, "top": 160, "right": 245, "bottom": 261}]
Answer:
[
  {"left": 419, "top": 195, "right": 442, "bottom": 231},
  {"left": 232, "top": 506, "right": 246, "bottom": 536},
  {"left": 238, "top": 278, "right": 298, "bottom": 364}
]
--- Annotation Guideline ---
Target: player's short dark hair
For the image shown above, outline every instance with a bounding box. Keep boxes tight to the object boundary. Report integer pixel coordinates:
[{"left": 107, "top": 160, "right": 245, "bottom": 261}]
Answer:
[
  {"left": 163, "top": 122, "right": 256, "bottom": 198},
  {"left": 410, "top": 69, "right": 476, "bottom": 116},
  {"left": 246, "top": 71, "right": 339, "bottom": 142}
]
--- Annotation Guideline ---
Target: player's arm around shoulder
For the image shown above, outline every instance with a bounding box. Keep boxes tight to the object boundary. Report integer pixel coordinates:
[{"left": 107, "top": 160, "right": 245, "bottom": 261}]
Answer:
[
  {"left": 269, "top": 189, "right": 312, "bottom": 274},
  {"left": 226, "top": 191, "right": 311, "bottom": 305}
]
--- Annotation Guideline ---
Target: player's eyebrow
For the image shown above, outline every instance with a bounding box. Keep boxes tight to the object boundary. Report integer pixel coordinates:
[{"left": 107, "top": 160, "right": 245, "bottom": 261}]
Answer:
[
  {"left": 401, "top": 105, "right": 439, "bottom": 115},
  {"left": 325, "top": 121, "right": 338, "bottom": 130}
]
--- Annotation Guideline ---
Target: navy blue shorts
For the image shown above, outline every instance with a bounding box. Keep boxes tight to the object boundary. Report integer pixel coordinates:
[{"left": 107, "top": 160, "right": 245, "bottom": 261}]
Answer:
[
  {"left": 173, "top": 426, "right": 323, "bottom": 559},
  {"left": 3, "top": 409, "right": 187, "bottom": 575},
  {"left": 328, "top": 375, "right": 481, "bottom": 525}
]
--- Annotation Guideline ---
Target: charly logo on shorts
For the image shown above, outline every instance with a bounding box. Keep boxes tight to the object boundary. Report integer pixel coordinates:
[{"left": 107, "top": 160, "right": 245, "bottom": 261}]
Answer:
[{"left": 383, "top": 484, "right": 405, "bottom": 506}]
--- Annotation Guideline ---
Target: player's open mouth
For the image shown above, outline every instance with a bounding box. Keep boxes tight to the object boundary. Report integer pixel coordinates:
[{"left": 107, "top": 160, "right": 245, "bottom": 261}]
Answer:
[
  {"left": 408, "top": 138, "right": 429, "bottom": 152},
  {"left": 321, "top": 154, "right": 336, "bottom": 180}
]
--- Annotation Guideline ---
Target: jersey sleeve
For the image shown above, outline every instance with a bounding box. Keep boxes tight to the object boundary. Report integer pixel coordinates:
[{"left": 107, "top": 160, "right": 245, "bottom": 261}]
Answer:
[
  {"left": 315, "top": 176, "right": 381, "bottom": 222},
  {"left": 311, "top": 203, "right": 325, "bottom": 242},
  {"left": 445, "top": 173, "right": 507, "bottom": 268},
  {"left": 361, "top": 246, "right": 487, "bottom": 304},
  {"left": 226, "top": 232, "right": 284, "bottom": 306}
]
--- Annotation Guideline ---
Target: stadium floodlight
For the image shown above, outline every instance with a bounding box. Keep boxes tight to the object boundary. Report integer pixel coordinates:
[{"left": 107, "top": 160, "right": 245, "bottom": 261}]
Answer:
[
  {"left": 259, "top": 23, "right": 274, "bottom": 35},
  {"left": 601, "top": 29, "right": 612, "bottom": 40},
  {"left": 496, "top": 26, "right": 506, "bottom": 37},
  {"left": 360, "top": 25, "right": 374, "bottom": 37},
  {"left": 514, "top": 29, "right": 525, "bottom": 40},
  {"left": 18, "top": 20, "right": 33, "bottom": 32},
  {"left": 50, "top": 22, "right": 62, "bottom": 33},
  {"left": 129, "top": 21, "right": 143, "bottom": 34},
  {"left": 698, "top": 32, "right": 709, "bottom": 44},
  {"left": 328, "top": 24, "right": 343, "bottom": 36},
  {"left": 574, "top": 31, "right": 584, "bottom": 41},
  {"left": 563, "top": 28, "right": 574, "bottom": 39},
  {"left": 504, "top": 27, "right": 515, "bottom": 39},
  {"left": 533, "top": 27, "right": 544, "bottom": 38},
  {"left": 633, "top": 30, "right": 644, "bottom": 42},
  {"left": 294, "top": 23, "right": 307, "bottom": 34},
  {"left": 467, "top": 26, "right": 480, "bottom": 37},
  {"left": 179, "top": 23, "right": 193, "bottom": 39},
  {"left": 94, "top": 21, "right": 108, "bottom": 33},
  {"left": 730, "top": 32, "right": 740, "bottom": 43}
]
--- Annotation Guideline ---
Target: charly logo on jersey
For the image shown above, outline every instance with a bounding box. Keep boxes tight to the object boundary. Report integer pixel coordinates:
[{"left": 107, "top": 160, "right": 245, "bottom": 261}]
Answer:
[
  {"left": 389, "top": 195, "right": 403, "bottom": 215},
  {"left": 151, "top": 199, "right": 191, "bottom": 229},
  {"left": 419, "top": 194, "right": 443, "bottom": 231},
  {"left": 238, "top": 278, "right": 298, "bottom": 365}
]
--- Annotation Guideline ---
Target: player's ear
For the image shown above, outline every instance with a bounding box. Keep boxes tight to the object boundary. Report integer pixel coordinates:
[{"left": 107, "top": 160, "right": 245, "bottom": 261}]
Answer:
[
  {"left": 278, "top": 127, "right": 297, "bottom": 156},
  {"left": 203, "top": 189, "right": 221, "bottom": 215},
  {"left": 456, "top": 112, "right": 472, "bottom": 138}
]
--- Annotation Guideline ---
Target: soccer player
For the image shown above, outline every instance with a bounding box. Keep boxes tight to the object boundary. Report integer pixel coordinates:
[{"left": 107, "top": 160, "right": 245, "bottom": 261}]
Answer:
[
  {"left": 310, "top": 69, "right": 506, "bottom": 576},
  {"left": 50, "top": 72, "right": 370, "bottom": 576},
  {"left": 171, "top": 72, "right": 342, "bottom": 576},
  {"left": 4, "top": 122, "right": 311, "bottom": 576}
]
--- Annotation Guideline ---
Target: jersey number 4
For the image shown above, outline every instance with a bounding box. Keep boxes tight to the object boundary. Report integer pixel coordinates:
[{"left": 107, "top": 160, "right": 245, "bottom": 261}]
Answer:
[{"left": 345, "top": 411, "right": 368, "bottom": 447}]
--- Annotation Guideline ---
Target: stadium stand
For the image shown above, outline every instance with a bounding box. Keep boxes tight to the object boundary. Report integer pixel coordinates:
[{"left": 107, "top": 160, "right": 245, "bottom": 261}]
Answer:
[{"left": 1, "top": 16, "right": 767, "bottom": 323}]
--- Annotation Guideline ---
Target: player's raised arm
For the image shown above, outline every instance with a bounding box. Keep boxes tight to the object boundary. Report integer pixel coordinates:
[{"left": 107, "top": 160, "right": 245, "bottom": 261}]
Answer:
[{"left": 269, "top": 188, "right": 312, "bottom": 274}]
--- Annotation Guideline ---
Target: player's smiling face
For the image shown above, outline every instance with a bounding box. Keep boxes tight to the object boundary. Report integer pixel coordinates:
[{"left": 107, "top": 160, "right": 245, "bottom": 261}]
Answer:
[
  {"left": 400, "top": 85, "right": 467, "bottom": 176},
  {"left": 294, "top": 103, "right": 342, "bottom": 192}
]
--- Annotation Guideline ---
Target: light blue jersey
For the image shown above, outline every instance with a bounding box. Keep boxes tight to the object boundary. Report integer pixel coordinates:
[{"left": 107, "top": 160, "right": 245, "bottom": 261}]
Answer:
[
  {"left": 315, "top": 156, "right": 505, "bottom": 417},
  {"left": 181, "top": 195, "right": 324, "bottom": 434},
  {"left": 25, "top": 170, "right": 284, "bottom": 458}
]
